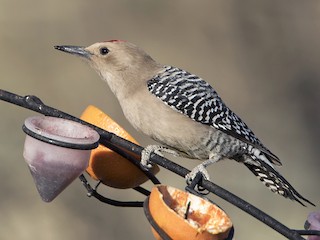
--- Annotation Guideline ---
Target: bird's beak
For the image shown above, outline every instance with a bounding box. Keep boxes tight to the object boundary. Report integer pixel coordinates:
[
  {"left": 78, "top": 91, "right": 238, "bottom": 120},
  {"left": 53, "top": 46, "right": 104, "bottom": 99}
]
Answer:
[{"left": 54, "top": 45, "right": 91, "bottom": 59}]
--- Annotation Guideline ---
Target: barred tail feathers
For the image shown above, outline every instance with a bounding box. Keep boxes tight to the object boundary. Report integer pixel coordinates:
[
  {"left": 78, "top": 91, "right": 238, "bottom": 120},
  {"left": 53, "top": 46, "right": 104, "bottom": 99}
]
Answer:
[{"left": 243, "top": 158, "right": 315, "bottom": 206}]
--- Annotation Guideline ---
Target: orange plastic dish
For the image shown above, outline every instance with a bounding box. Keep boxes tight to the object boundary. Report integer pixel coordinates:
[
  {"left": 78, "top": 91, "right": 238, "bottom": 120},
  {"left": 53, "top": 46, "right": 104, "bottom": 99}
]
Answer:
[
  {"left": 148, "top": 185, "right": 232, "bottom": 240},
  {"left": 80, "top": 105, "right": 159, "bottom": 189}
]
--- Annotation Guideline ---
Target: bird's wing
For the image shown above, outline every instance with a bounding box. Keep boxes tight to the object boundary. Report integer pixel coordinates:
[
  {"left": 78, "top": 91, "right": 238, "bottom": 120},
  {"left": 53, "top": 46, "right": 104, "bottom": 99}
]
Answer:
[{"left": 147, "top": 66, "right": 281, "bottom": 165}]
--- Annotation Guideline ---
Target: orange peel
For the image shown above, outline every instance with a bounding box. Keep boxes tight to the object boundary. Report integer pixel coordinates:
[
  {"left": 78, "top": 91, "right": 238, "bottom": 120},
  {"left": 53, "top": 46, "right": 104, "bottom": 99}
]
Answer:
[
  {"left": 148, "top": 185, "right": 232, "bottom": 240},
  {"left": 80, "top": 105, "right": 159, "bottom": 189}
]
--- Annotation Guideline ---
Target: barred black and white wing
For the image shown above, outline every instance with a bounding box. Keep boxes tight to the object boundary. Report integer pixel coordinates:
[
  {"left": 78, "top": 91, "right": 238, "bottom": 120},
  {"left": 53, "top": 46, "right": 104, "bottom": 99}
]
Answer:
[{"left": 147, "top": 66, "right": 280, "bottom": 165}]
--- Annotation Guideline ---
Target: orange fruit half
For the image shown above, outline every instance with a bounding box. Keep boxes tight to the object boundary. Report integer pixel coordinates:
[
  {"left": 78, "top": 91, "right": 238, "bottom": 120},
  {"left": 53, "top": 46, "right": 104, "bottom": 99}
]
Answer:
[
  {"left": 148, "top": 185, "right": 232, "bottom": 240},
  {"left": 80, "top": 105, "right": 159, "bottom": 189}
]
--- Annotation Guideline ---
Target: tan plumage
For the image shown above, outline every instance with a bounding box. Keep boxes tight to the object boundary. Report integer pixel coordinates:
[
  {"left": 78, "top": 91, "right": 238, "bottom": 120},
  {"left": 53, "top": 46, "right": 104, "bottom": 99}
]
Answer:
[{"left": 55, "top": 40, "right": 314, "bottom": 206}]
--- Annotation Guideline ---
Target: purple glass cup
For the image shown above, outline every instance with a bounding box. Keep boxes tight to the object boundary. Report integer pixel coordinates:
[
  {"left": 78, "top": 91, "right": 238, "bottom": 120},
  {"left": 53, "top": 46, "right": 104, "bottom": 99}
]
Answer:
[{"left": 23, "top": 116, "right": 100, "bottom": 202}]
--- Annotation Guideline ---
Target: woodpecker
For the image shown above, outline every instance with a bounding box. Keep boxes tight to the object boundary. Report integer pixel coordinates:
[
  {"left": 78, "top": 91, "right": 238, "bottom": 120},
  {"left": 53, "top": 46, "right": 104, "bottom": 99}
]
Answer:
[{"left": 55, "top": 40, "right": 314, "bottom": 206}]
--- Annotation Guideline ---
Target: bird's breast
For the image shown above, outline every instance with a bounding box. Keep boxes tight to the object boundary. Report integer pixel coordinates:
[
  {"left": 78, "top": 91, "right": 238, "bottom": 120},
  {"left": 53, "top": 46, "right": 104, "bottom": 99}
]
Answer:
[{"left": 119, "top": 89, "right": 227, "bottom": 159}]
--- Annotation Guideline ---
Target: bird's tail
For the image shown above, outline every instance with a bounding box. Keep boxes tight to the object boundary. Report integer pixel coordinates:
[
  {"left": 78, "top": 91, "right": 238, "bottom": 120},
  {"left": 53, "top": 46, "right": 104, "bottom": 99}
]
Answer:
[{"left": 243, "top": 158, "right": 315, "bottom": 207}]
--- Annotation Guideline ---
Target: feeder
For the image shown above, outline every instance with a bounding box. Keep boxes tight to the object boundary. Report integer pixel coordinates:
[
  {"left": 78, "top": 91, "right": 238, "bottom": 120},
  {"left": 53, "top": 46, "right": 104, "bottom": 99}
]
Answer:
[{"left": 22, "top": 116, "right": 99, "bottom": 202}]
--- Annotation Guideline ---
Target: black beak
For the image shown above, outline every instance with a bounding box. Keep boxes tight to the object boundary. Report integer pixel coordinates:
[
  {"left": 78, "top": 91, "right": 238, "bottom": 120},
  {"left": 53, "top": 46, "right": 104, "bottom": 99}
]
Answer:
[{"left": 54, "top": 45, "right": 91, "bottom": 59}]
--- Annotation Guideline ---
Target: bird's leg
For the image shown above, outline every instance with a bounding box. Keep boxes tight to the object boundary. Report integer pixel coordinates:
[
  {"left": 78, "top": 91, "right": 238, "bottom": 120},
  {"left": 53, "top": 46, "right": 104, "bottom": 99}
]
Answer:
[
  {"left": 186, "top": 154, "right": 222, "bottom": 182},
  {"left": 141, "top": 145, "right": 179, "bottom": 169}
]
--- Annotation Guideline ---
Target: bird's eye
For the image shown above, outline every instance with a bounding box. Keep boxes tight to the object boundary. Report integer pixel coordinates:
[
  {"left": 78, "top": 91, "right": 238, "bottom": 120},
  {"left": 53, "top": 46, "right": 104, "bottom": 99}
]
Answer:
[{"left": 100, "top": 47, "right": 109, "bottom": 55}]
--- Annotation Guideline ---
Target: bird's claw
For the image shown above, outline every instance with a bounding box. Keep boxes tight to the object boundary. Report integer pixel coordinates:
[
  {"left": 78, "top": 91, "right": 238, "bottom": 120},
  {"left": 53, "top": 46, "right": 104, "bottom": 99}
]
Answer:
[
  {"left": 185, "top": 165, "right": 210, "bottom": 194},
  {"left": 140, "top": 145, "right": 162, "bottom": 170},
  {"left": 141, "top": 145, "right": 179, "bottom": 170},
  {"left": 140, "top": 154, "right": 153, "bottom": 170},
  {"left": 186, "top": 164, "right": 210, "bottom": 183}
]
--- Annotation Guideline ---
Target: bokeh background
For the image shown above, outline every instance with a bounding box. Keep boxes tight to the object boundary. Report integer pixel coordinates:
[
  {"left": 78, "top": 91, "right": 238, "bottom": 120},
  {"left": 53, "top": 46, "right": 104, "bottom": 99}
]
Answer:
[{"left": 0, "top": 1, "right": 319, "bottom": 239}]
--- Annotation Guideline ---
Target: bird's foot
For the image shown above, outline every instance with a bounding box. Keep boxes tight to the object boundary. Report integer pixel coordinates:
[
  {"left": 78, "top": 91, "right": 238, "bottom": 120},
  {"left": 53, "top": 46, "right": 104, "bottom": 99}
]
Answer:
[
  {"left": 186, "top": 164, "right": 210, "bottom": 183},
  {"left": 186, "top": 155, "right": 221, "bottom": 190},
  {"left": 185, "top": 165, "right": 210, "bottom": 194},
  {"left": 141, "top": 145, "right": 178, "bottom": 170}
]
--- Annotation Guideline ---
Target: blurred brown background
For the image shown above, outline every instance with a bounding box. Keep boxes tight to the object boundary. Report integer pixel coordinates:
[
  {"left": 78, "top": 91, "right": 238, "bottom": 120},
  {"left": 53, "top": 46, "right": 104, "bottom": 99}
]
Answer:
[{"left": 0, "top": 1, "right": 319, "bottom": 239}]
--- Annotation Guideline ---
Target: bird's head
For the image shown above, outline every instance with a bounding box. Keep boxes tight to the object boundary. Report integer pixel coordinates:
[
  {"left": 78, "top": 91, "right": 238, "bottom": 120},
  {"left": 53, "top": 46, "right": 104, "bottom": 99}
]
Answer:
[{"left": 55, "top": 40, "right": 161, "bottom": 97}]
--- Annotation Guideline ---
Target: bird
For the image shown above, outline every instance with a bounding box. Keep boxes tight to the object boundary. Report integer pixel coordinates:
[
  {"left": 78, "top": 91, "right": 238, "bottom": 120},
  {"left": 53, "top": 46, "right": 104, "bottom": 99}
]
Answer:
[{"left": 55, "top": 40, "right": 314, "bottom": 206}]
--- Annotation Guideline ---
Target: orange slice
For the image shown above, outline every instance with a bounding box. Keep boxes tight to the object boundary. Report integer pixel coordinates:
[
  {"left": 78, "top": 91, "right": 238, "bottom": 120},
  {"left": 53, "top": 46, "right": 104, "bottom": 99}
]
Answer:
[
  {"left": 80, "top": 105, "right": 159, "bottom": 189},
  {"left": 148, "top": 185, "right": 232, "bottom": 240}
]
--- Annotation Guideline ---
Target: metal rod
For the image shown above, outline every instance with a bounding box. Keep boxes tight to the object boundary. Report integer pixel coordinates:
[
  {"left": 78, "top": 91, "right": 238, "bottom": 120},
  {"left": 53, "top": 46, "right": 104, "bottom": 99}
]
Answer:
[{"left": 0, "top": 89, "right": 312, "bottom": 240}]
